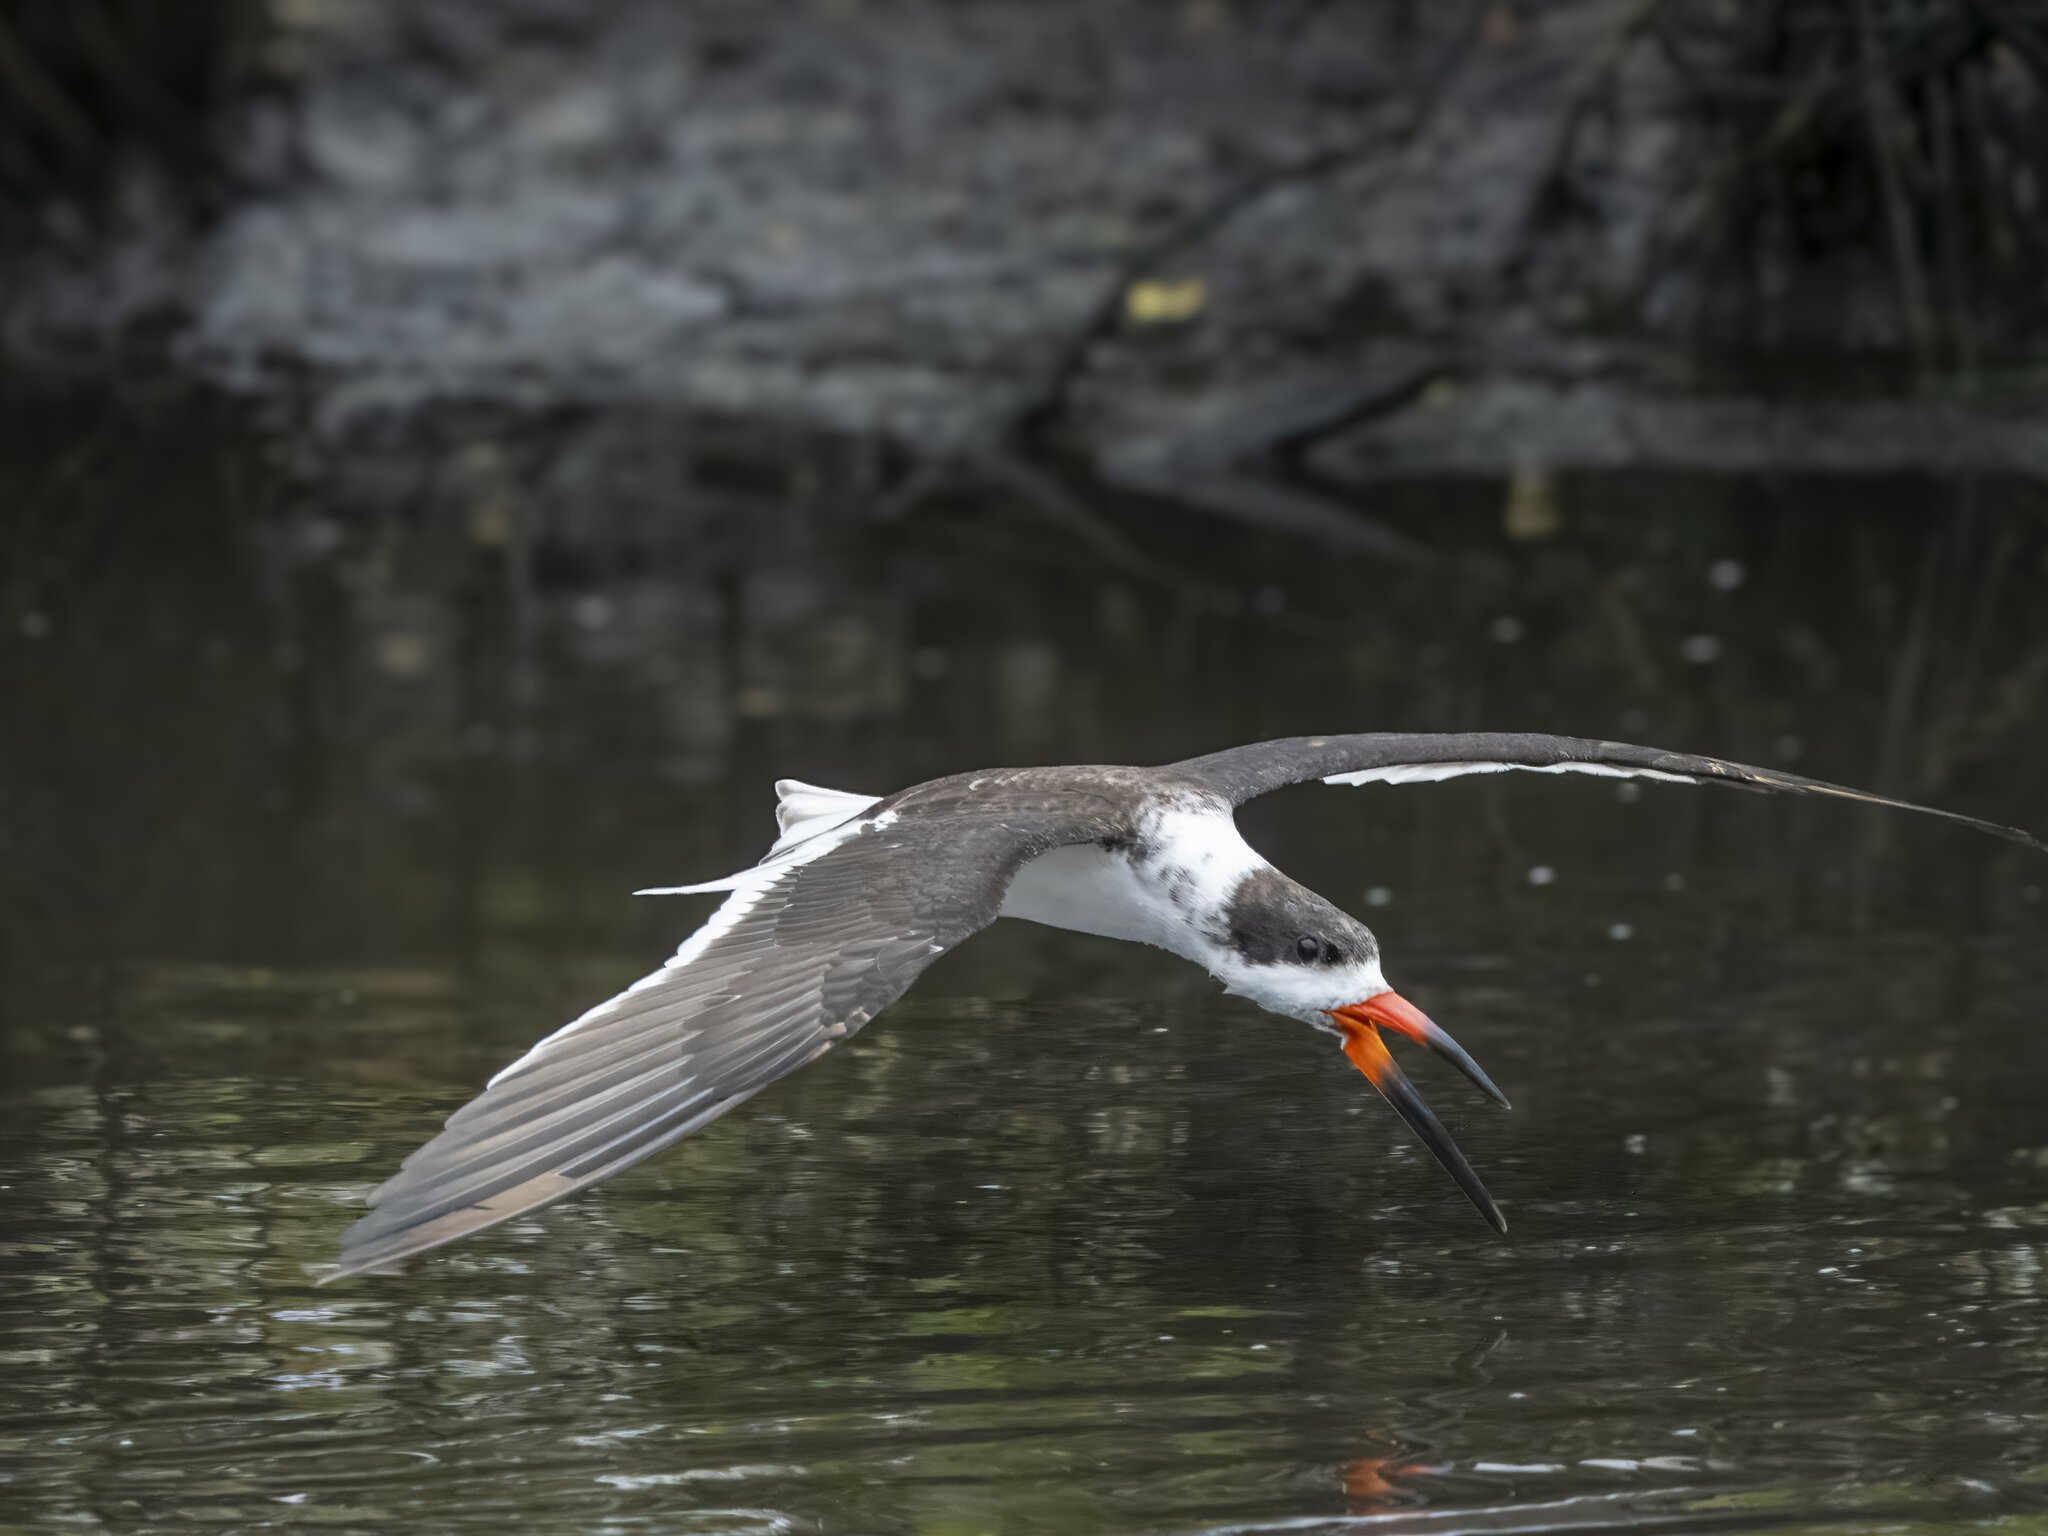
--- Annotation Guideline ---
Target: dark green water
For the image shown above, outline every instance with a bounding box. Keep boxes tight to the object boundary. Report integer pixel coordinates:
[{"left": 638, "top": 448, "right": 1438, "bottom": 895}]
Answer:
[{"left": 5, "top": 388, "right": 2048, "bottom": 1533}]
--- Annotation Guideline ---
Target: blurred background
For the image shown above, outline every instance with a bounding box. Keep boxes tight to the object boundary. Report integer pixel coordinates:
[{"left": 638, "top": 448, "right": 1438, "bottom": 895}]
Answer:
[{"left": 4, "top": 3, "right": 2048, "bottom": 1534}]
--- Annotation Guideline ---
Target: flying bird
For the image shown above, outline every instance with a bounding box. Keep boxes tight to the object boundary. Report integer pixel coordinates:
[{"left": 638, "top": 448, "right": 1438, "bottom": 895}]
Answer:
[{"left": 325, "top": 733, "right": 2044, "bottom": 1281}]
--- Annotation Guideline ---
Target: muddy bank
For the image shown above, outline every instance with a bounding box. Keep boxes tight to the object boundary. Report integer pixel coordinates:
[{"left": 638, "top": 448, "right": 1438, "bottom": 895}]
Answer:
[{"left": 7, "top": 0, "right": 2045, "bottom": 489}]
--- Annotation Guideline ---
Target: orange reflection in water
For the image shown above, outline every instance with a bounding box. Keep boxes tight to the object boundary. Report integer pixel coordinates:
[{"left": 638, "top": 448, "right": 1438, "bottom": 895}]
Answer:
[{"left": 1337, "top": 1452, "right": 1438, "bottom": 1508}]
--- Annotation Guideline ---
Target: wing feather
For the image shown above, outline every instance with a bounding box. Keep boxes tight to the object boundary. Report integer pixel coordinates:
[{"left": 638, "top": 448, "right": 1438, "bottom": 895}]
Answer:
[
  {"left": 326, "top": 791, "right": 1122, "bottom": 1282},
  {"left": 1169, "top": 732, "right": 2046, "bottom": 851}
]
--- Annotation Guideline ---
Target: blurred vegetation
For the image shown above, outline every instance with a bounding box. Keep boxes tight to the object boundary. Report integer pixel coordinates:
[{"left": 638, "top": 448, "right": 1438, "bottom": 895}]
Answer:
[
  {"left": 1660, "top": 0, "right": 2048, "bottom": 376},
  {"left": 0, "top": 0, "right": 265, "bottom": 241}
]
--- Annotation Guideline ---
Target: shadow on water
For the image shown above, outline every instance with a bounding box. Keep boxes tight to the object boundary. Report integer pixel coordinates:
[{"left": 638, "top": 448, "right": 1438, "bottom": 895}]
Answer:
[{"left": 4, "top": 381, "right": 2048, "bottom": 1533}]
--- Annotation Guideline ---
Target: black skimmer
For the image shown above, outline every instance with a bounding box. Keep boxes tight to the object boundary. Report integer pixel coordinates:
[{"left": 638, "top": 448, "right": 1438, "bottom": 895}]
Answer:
[{"left": 325, "top": 733, "right": 2044, "bottom": 1281}]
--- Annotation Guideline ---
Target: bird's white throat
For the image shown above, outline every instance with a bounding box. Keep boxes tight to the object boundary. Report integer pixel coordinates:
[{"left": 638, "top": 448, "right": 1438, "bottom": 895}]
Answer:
[
  {"left": 998, "top": 800, "right": 1386, "bottom": 1020},
  {"left": 999, "top": 802, "right": 1258, "bottom": 959}
]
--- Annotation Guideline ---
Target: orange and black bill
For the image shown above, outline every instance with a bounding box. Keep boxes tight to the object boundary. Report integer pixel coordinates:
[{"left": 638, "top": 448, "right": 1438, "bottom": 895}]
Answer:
[
  {"left": 1334, "top": 990, "right": 1509, "bottom": 1108},
  {"left": 1327, "top": 994, "right": 1509, "bottom": 1235}
]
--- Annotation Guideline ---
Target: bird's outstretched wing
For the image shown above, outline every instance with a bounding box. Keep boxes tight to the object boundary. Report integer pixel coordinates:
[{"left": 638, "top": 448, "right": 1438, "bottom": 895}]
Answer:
[
  {"left": 1168, "top": 732, "right": 2046, "bottom": 852},
  {"left": 324, "top": 795, "right": 1111, "bottom": 1282}
]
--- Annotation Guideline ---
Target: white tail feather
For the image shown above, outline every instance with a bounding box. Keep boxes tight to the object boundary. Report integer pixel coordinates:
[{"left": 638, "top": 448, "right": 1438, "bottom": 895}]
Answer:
[
  {"left": 634, "top": 780, "right": 881, "bottom": 897},
  {"left": 769, "top": 779, "right": 882, "bottom": 853}
]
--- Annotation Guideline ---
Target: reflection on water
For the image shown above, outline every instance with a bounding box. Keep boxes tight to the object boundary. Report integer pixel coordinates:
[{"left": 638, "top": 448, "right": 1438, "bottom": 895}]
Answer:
[{"left": 4, "top": 384, "right": 2048, "bottom": 1533}]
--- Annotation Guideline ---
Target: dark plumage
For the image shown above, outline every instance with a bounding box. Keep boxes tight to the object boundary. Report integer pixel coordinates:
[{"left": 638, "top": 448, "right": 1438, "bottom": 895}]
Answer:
[{"left": 1220, "top": 868, "right": 1376, "bottom": 969}]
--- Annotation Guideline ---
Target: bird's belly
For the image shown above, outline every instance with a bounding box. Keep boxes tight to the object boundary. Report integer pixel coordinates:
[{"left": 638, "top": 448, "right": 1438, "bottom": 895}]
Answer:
[{"left": 998, "top": 843, "right": 1178, "bottom": 949}]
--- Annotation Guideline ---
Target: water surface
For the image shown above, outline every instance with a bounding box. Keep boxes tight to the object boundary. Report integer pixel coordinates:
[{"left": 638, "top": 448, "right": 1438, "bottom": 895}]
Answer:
[{"left": 4, "top": 387, "right": 2048, "bottom": 1533}]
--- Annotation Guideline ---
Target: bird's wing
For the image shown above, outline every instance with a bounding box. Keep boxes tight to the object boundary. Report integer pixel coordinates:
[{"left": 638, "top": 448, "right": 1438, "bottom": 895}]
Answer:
[
  {"left": 325, "top": 799, "right": 1106, "bottom": 1281},
  {"left": 1167, "top": 732, "right": 2046, "bottom": 852}
]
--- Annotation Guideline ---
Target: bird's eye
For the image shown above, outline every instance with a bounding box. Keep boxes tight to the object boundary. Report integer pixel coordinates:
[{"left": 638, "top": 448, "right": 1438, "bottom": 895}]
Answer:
[{"left": 1296, "top": 936, "right": 1321, "bottom": 962}]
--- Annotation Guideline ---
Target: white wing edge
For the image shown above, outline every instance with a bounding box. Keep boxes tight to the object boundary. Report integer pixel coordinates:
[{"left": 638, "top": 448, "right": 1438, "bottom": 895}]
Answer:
[
  {"left": 493, "top": 809, "right": 897, "bottom": 1089},
  {"left": 1323, "top": 761, "right": 1703, "bottom": 787},
  {"left": 632, "top": 783, "right": 884, "bottom": 898}
]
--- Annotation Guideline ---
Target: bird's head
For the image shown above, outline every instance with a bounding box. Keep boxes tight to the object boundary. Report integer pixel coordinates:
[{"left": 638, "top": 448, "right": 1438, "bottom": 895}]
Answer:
[{"left": 1211, "top": 867, "right": 1512, "bottom": 1233}]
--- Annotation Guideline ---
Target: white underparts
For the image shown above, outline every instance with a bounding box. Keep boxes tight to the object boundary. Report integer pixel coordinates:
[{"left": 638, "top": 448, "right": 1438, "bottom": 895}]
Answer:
[
  {"left": 1000, "top": 798, "right": 1389, "bottom": 1023},
  {"left": 1323, "top": 761, "right": 1700, "bottom": 787},
  {"left": 999, "top": 843, "right": 1175, "bottom": 948},
  {"left": 999, "top": 803, "right": 1257, "bottom": 968}
]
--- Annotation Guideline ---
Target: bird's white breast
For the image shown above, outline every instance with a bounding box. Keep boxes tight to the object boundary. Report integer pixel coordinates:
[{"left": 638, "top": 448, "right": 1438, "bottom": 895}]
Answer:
[{"left": 997, "top": 802, "right": 1264, "bottom": 968}]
